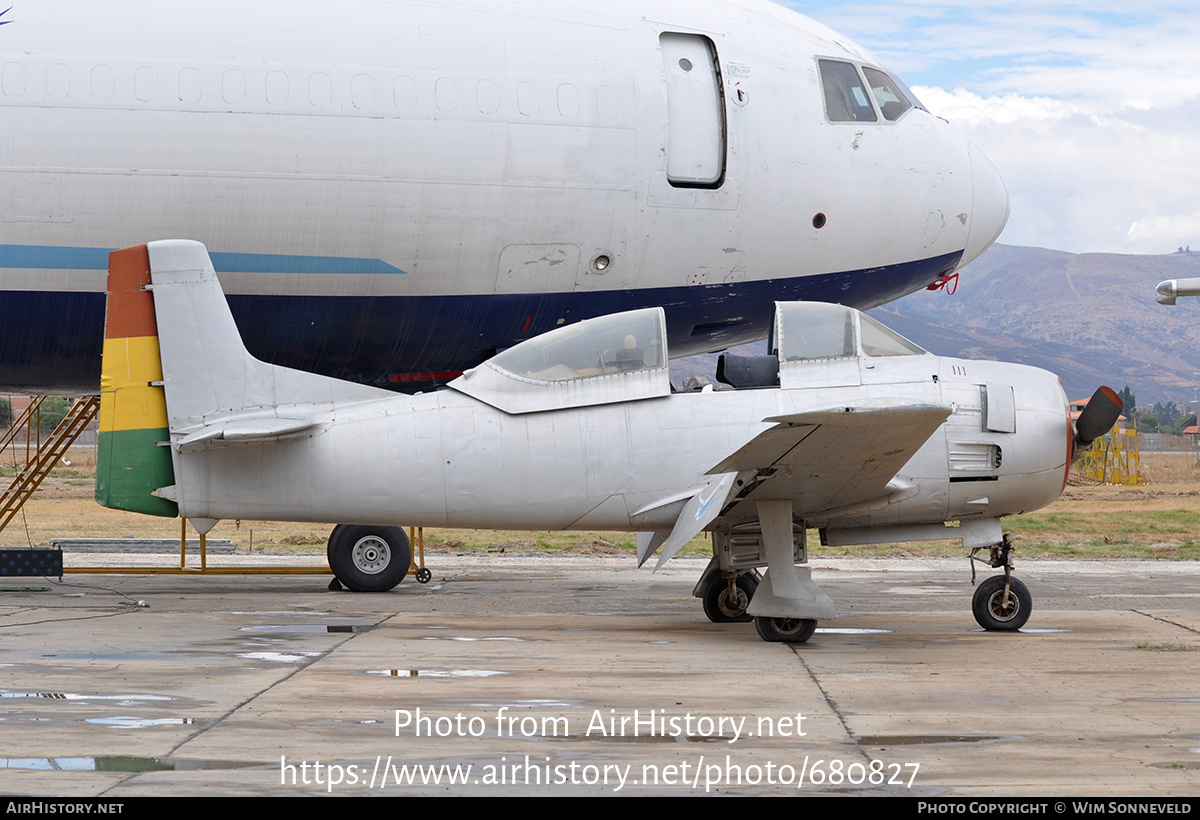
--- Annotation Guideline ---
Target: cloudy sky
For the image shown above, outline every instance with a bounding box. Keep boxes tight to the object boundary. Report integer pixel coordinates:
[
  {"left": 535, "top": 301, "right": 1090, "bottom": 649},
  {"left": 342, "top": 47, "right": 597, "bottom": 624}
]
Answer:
[{"left": 780, "top": 1, "right": 1200, "bottom": 255}]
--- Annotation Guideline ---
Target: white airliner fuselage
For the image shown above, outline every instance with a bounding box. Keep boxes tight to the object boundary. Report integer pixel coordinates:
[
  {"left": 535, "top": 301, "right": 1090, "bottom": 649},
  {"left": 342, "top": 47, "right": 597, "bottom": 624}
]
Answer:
[{"left": 0, "top": 0, "right": 1008, "bottom": 392}]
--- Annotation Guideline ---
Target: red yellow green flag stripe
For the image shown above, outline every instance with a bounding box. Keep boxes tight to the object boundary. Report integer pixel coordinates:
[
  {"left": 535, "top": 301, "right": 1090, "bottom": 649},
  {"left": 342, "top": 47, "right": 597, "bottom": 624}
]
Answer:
[{"left": 95, "top": 245, "right": 178, "bottom": 517}]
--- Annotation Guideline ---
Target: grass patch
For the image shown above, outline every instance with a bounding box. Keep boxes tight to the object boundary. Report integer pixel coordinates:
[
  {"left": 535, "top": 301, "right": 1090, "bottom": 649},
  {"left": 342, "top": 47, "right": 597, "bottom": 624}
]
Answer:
[{"left": 1135, "top": 642, "right": 1194, "bottom": 652}]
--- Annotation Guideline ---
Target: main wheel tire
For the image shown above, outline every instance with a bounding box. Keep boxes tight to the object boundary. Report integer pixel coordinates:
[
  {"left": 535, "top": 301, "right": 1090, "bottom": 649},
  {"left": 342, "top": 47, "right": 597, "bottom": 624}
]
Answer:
[
  {"left": 326, "top": 524, "right": 348, "bottom": 568},
  {"left": 754, "top": 616, "right": 818, "bottom": 643},
  {"left": 702, "top": 574, "right": 759, "bottom": 623},
  {"left": 972, "top": 575, "right": 1031, "bottom": 631},
  {"left": 328, "top": 525, "right": 411, "bottom": 592}
]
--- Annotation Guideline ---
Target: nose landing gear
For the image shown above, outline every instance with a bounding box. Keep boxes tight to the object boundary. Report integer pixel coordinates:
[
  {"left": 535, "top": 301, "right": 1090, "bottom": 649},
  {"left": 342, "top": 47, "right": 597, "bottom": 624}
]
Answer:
[{"left": 970, "top": 534, "right": 1032, "bottom": 631}]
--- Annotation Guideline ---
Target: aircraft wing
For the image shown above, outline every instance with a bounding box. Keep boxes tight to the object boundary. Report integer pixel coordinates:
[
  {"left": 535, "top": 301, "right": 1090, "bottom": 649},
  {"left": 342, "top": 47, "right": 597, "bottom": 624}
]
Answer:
[{"left": 709, "top": 402, "right": 951, "bottom": 521}]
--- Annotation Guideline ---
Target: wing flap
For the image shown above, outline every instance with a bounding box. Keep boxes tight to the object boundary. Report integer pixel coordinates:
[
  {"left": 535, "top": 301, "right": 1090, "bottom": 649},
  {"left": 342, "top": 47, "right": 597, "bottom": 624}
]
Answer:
[{"left": 635, "top": 473, "right": 738, "bottom": 569}]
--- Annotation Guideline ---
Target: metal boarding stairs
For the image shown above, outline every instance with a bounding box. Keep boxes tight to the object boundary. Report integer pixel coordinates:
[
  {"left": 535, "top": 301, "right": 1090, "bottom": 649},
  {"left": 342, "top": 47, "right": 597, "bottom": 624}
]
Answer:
[{"left": 0, "top": 396, "right": 100, "bottom": 536}]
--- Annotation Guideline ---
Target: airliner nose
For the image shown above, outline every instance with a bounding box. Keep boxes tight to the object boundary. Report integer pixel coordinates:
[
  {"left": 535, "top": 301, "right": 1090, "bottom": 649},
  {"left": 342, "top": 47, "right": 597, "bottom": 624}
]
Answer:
[{"left": 960, "top": 143, "right": 1009, "bottom": 267}]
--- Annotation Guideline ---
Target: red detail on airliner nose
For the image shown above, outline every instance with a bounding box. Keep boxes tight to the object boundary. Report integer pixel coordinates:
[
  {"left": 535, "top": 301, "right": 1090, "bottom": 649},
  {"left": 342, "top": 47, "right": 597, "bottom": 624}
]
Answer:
[{"left": 926, "top": 272, "right": 958, "bottom": 294}]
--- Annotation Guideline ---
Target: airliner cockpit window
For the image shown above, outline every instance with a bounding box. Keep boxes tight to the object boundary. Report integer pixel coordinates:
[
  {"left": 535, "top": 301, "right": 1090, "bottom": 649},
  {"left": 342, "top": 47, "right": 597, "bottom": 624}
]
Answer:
[
  {"left": 887, "top": 71, "right": 928, "bottom": 113},
  {"left": 859, "top": 313, "right": 926, "bottom": 357},
  {"left": 818, "top": 59, "right": 877, "bottom": 123},
  {"left": 862, "top": 67, "right": 912, "bottom": 121},
  {"left": 489, "top": 308, "right": 666, "bottom": 382}
]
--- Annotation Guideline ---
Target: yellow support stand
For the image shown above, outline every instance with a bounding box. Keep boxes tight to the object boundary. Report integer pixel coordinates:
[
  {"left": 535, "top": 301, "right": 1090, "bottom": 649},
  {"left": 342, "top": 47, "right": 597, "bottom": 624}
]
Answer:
[
  {"left": 65, "top": 520, "right": 432, "bottom": 580},
  {"left": 1075, "top": 423, "right": 1144, "bottom": 485}
]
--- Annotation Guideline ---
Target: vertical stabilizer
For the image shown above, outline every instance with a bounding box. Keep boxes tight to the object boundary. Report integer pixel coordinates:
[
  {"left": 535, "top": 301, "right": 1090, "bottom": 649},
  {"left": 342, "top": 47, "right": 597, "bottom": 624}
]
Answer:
[
  {"left": 143, "top": 240, "right": 392, "bottom": 435},
  {"left": 146, "top": 240, "right": 274, "bottom": 430},
  {"left": 95, "top": 246, "right": 178, "bottom": 516}
]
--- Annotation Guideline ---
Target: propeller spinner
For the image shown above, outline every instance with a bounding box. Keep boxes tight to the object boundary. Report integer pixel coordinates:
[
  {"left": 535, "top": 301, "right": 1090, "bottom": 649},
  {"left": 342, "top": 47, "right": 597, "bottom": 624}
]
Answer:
[{"left": 1072, "top": 386, "right": 1123, "bottom": 459}]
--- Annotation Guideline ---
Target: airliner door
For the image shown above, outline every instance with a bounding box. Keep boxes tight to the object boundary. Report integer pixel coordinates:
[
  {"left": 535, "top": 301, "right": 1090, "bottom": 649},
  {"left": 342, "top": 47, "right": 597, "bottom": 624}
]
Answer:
[{"left": 659, "top": 32, "right": 726, "bottom": 188}]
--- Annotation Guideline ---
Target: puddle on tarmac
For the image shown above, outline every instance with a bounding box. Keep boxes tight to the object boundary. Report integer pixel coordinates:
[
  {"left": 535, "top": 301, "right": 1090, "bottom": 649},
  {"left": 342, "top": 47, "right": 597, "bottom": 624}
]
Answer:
[
  {"left": 84, "top": 717, "right": 200, "bottom": 728},
  {"left": 533, "top": 733, "right": 734, "bottom": 744},
  {"left": 0, "top": 691, "right": 172, "bottom": 703},
  {"left": 964, "top": 633, "right": 1080, "bottom": 638},
  {"left": 456, "top": 699, "right": 583, "bottom": 709},
  {"left": 223, "top": 610, "right": 335, "bottom": 616},
  {"left": 857, "top": 735, "right": 1007, "bottom": 746},
  {"left": 239, "top": 624, "right": 374, "bottom": 633},
  {"left": 420, "top": 636, "right": 532, "bottom": 642},
  {"left": 817, "top": 628, "right": 893, "bottom": 635},
  {"left": 367, "top": 669, "right": 508, "bottom": 678},
  {"left": 0, "top": 756, "right": 261, "bottom": 772},
  {"left": 235, "top": 651, "right": 323, "bottom": 663},
  {"left": 394, "top": 624, "right": 451, "bottom": 630}
]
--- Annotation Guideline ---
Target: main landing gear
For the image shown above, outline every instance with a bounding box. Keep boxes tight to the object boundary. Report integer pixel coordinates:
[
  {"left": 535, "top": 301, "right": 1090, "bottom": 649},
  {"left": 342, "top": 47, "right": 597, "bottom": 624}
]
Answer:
[
  {"left": 754, "top": 616, "right": 818, "bottom": 643},
  {"left": 696, "top": 503, "right": 834, "bottom": 644},
  {"left": 697, "top": 564, "right": 822, "bottom": 643},
  {"left": 701, "top": 571, "right": 760, "bottom": 623},
  {"left": 326, "top": 525, "right": 411, "bottom": 592},
  {"left": 969, "top": 534, "right": 1032, "bottom": 631}
]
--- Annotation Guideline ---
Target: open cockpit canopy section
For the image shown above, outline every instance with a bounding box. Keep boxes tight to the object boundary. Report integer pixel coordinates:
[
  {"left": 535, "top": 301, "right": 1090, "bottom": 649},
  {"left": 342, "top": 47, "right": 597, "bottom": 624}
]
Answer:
[
  {"left": 772, "top": 302, "right": 926, "bottom": 362},
  {"left": 449, "top": 308, "right": 671, "bottom": 414}
]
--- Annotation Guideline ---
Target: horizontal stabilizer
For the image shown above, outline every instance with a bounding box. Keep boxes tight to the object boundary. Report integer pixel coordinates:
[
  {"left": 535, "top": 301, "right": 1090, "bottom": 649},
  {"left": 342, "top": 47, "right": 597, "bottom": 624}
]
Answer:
[{"left": 174, "top": 416, "right": 320, "bottom": 452}]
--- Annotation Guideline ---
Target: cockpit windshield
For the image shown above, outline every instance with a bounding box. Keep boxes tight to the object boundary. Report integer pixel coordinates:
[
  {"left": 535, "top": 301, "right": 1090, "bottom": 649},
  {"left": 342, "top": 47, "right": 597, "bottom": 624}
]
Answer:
[
  {"left": 818, "top": 59, "right": 877, "bottom": 123},
  {"left": 777, "top": 303, "right": 856, "bottom": 360},
  {"left": 862, "top": 67, "right": 912, "bottom": 121},
  {"left": 774, "top": 302, "right": 926, "bottom": 360},
  {"left": 819, "top": 59, "right": 926, "bottom": 124},
  {"left": 859, "top": 313, "right": 926, "bottom": 357},
  {"left": 488, "top": 309, "right": 666, "bottom": 382}
]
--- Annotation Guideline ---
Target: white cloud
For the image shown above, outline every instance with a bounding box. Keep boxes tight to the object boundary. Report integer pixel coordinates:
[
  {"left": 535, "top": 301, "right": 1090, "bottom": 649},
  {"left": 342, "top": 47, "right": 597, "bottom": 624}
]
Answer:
[
  {"left": 1127, "top": 214, "right": 1200, "bottom": 247},
  {"left": 916, "top": 89, "right": 1200, "bottom": 253}
]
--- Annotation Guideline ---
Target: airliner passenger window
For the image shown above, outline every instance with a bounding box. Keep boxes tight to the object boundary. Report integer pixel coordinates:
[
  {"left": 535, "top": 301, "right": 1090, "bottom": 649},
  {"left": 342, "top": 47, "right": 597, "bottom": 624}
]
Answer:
[
  {"left": 862, "top": 67, "right": 911, "bottom": 121},
  {"left": 818, "top": 59, "right": 877, "bottom": 123}
]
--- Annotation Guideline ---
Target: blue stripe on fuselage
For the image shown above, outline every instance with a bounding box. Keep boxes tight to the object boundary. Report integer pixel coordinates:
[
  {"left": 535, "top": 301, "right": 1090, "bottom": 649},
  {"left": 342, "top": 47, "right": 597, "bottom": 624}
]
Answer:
[
  {"left": 0, "top": 245, "right": 406, "bottom": 275},
  {"left": 0, "top": 251, "right": 961, "bottom": 393}
]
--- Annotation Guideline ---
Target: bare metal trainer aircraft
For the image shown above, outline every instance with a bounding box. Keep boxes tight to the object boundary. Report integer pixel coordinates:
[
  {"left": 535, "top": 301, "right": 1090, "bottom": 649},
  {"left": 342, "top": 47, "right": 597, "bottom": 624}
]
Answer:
[{"left": 97, "top": 242, "right": 1121, "bottom": 643}]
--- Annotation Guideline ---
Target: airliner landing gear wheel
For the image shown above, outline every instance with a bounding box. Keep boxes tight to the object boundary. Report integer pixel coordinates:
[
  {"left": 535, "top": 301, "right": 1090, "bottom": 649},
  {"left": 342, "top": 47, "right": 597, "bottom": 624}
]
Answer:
[
  {"left": 972, "top": 575, "right": 1031, "bottom": 631},
  {"left": 328, "top": 525, "right": 411, "bottom": 592},
  {"left": 754, "top": 616, "right": 818, "bottom": 643},
  {"left": 703, "top": 574, "right": 758, "bottom": 623}
]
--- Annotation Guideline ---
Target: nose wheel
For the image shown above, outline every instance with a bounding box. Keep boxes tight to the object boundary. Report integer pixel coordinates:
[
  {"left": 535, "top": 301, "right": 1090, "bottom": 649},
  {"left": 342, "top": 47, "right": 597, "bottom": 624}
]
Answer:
[
  {"left": 969, "top": 534, "right": 1032, "bottom": 631},
  {"left": 972, "top": 574, "right": 1031, "bottom": 631}
]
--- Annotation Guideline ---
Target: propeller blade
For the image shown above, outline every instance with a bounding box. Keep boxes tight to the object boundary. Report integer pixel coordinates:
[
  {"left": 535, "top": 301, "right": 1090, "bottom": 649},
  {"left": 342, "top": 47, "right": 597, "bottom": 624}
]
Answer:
[{"left": 1075, "top": 386, "right": 1123, "bottom": 449}]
